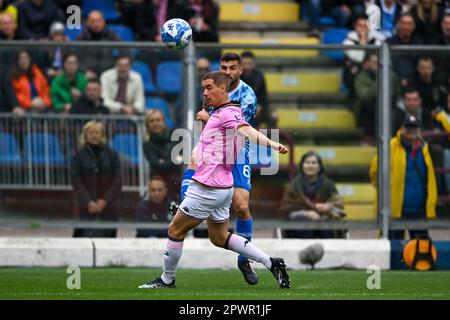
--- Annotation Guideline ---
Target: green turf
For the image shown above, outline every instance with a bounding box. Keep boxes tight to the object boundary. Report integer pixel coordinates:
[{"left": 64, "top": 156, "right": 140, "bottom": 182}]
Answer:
[{"left": 0, "top": 268, "right": 449, "bottom": 300}]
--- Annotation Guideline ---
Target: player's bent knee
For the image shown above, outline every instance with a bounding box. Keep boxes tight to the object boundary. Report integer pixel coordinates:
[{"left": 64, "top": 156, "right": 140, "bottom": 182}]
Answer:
[
  {"left": 168, "top": 222, "right": 185, "bottom": 240},
  {"left": 209, "top": 233, "right": 228, "bottom": 248},
  {"left": 234, "top": 203, "right": 250, "bottom": 217}
]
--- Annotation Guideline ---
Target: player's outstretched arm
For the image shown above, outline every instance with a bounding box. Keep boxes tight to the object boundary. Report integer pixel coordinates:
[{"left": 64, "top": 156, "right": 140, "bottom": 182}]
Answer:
[{"left": 238, "top": 125, "right": 288, "bottom": 154}]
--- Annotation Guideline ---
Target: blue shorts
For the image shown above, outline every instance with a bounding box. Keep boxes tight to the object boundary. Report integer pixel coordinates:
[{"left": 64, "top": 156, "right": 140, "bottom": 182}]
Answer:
[{"left": 233, "top": 148, "right": 252, "bottom": 191}]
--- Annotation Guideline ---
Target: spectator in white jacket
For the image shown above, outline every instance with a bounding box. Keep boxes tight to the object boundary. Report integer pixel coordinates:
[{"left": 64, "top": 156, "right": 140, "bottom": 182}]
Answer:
[
  {"left": 100, "top": 55, "right": 145, "bottom": 115},
  {"left": 342, "top": 14, "right": 385, "bottom": 96}
]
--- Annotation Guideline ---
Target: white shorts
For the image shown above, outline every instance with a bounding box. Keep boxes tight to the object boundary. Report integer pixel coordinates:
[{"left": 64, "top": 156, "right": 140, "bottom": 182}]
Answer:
[{"left": 179, "top": 180, "right": 234, "bottom": 222}]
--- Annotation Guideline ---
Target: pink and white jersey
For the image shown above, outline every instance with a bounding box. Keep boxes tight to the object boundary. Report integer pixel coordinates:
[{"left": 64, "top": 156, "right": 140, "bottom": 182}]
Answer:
[{"left": 193, "top": 101, "right": 249, "bottom": 188}]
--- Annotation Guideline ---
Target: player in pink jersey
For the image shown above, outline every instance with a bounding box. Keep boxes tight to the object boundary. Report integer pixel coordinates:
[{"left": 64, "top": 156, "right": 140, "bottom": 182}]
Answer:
[{"left": 139, "top": 71, "right": 290, "bottom": 289}]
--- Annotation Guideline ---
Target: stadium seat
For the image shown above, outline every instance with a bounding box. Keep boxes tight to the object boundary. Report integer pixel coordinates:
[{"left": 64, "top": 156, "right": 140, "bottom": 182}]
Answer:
[
  {"left": 0, "top": 133, "right": 21, "bottom": 164},
  {"left": 82, "top": 0, "right": 120, "bottom": 22},
  {"left": 64, "top": 26, "right": 84, "bottom": 41},
  {"left": 321, "top": 28, "right": 350, "bottom": 61},
  {"left": 132, "top": 61, "right": 156, "bottom": 94},
  {"left": 219, "top": 2, "right": 299, "bottom": 22},
  {"left": 156, "top": 61, "right": 182, "bottom": 94},
  {"left": 220, "top": 37, "right": 319, "bottom": 58},
  {"left": 344, "top": 204, "right": 376, "bottom": 220},
  {"left": 145, "top": 97, "right": 174, "bottom": 128},
  {"left": 336, "top": 183, "right": 376, "bottom": 204},
  {"left": 108, "top": 24, "right": 135, "bottom": 42},
  {"left": 23, "top": 133, "right": 65, "bottom": 164},
  {"left": 265, "top": 72, "right": 340, "bottom": 93},
  {"left": 210, "top": 61, "right": 220, "bottom": 72},
  {"left": 319, "top": 16, "right": 337, "bottom": 26},
  {"left": 277, "top": 109, "right": 356, "bottom": 129},
  {"left": 278, "top": 145, "right": 376, "bottom": 166},
  {"left": 110, "top": 134, "right": 140, "bottom": 166}
]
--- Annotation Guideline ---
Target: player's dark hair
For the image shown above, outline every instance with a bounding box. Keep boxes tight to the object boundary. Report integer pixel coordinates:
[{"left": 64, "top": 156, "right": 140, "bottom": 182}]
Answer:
[
  {"left": 203, "top": 71, "right": 230, "bottom": 90},
  {"left": 220, "top": 52, "right": 241, "bottom": 64},
  {"left": 241, "top": 51, "right": 255, "bottom": 60},
  {"left": 299, "top": 151, "right": 324, "bottom": 175}
]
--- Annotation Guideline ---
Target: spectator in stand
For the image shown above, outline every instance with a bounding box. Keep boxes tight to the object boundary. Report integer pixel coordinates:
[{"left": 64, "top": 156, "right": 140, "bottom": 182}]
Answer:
[
  {"left": 431, "top": 13, "right": 450, "bottom": 83},
  {"left": 51, "top": 53, "right": 87, "bottom": 113},
  {"left": 279, "top": 151, "right": 346, "bottom": 239},
  {"left": 71, "top": 79, "right": 110, "bottom": 115},
  {"left": 17, "top": 0, "right": 65, "bottom": 40},
  {"left": 100, "top": 55, "right": 145, "bottom": 115},
  {"left": 184, "top": 0, "right": 219, "bottom": 43},
  {"left": 143, "top": 109, "right": 182, "bottom": 200},
  {"left": 76, "top": 10, "right": 121, "bottom": 78},
  {"left": 0, "top": 72, "right": 20, "bottom": 114},
  {"left": 370, "top": 114, "right": 437, "bottom": 239},
  {"left": 343, "top": 14, "right": 385, "bottom": 96},
  {"left": 39, "top": 21, "right": 70, "bottom": 80},
  {"left": 152, "top": 0, "right": 186, "bottom": 42},
  {"left": 72, "top": 120, "right": 122, "bottom": 238},
  {"left": 0, "top": 0, "right": 17, "bottom": 29},
  {"left": 320, "top": 0, "right": 366, "bottom": 28},
  {"left": 118, "top": 0, "right": 156, "bottom": 41},
  {"left": 387, "top": 13, "right": 424, "bottom": 87},
  {"left": 393, "top": 87, "right": 432, "bottom": 134},
  {"left": 10, "top": 50, "right": 51, "bottom": 113},
  {"left": 410, "top": 0, "right": 444, "bottom": 43},
  {"left": 353, "top": 53, "right": 401, "bottom": 140},
  {"left": 240, "top": 51, "right": 277, "bottom": 129},
  {"left": 136, "top": 176, "right": 173, "bottom": 238},
  {"left": 375, "top": 0, "right": 404, "bottom": 38},
  {"left": 408, "top": 56, "right": 448, "bottom": 112},
  {"left": 432, "top": 92, "right": 450, "bottom": 193},
  {"left": 0, "top": 12, "right": 19, "bottom": 39}
]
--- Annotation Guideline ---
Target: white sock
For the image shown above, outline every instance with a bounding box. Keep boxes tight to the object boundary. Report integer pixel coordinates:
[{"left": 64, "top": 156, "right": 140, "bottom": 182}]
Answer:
[
  {"left": 161, "top": 238, "right": 184, "bottom": 284},
  {"left": 226, "top": 234, "right": 272, "bottom": 269}
]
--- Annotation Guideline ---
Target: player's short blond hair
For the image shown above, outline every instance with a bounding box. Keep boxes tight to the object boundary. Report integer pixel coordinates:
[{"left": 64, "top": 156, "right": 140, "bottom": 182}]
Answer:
[{"left": 79, "top": 120, "right": 107, "bottom": 146}]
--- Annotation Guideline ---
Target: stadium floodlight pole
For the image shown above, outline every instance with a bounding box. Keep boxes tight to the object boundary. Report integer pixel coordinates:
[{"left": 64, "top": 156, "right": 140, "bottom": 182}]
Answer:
[{"left": 378, "top": 43, "right": 391, "bottom": 239}]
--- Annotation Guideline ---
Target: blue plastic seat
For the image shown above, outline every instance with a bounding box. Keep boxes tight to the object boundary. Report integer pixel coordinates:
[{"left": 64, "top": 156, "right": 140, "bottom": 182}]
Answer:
[
  {"left": 24, "top": 133, "right": 65, "bottom": 164},
  {"left": 82, "top": 0, "right": 120, "bottom": 22},
  {"left": 0, "top": 133, "right": 21, "bottom": 164},
  {"left": 110, "top": 134, "right": 139, "bottom": 165},
  {"left": 319, "top": 16, "right": 337, "bottom": 27},
  {"left": 321, "top": 28, "right": 350, "bottom": 61},
  {"left": 145, "top": 97, "right": 174, "bottom": 128},
  {"left": 132, "top": 61, "right": 156, "bottom": 94},
  {"left": 64, "top": 26, "right": 84, "bottom": 40},
  {"left": 210, "top": 61, "right": 220, "bottom": 72},
  {"left": 156, "top": 61, "right": 182, "bottom": 94},
  {"left": 108, "top": 24, "right": 135, "bottom": 41}
]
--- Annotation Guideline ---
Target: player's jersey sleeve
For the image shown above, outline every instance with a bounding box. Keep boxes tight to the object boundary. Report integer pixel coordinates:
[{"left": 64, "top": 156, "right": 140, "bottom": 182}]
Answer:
[
  {"left": 238, "top": 85, "right": 257, "bottom": 126},
  {"left": 222, "top": 107, "right": 249, "bottom": 131}
]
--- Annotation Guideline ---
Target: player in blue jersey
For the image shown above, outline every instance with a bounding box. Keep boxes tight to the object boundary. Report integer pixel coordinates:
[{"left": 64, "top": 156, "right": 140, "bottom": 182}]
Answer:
[{"left": 176, "top": 53, "right": 259, "bottom": 285}]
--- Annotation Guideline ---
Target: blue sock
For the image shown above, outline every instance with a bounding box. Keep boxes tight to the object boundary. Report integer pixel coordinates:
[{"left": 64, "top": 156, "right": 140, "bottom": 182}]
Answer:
[
  {"left": 236, "top": 218, "right": 253, "bottom": 263},
  {"left": 180, "top": 168, "right": 195, "bottom": 201}
]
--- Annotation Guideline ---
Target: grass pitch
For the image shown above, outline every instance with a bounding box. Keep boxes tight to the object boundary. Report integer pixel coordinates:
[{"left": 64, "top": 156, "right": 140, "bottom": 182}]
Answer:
[{"left": 0, "top": 268, "right": 449, "bottom": 300}]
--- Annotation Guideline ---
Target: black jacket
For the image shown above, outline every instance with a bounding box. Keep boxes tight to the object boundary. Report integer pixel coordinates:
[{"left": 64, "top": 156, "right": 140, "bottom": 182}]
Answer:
[
  {"left": 143, "top": 131, "right": 181, "bottom": 176},
  {"left": 387, "top": 34, "right": 424, "bottom": 80},
  {"left": 17, "top": 0, "right": 65, "bottom": 40},
  {"left": 71, "top": 144, "right": 122, "bottom": 209},
  {"left": 70, "top": 95, "right": 110, "bottom": 115}
]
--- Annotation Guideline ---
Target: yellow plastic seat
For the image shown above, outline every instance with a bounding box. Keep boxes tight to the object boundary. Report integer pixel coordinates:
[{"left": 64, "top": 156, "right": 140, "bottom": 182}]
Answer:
[
  {"left": 219, "top": 2, "right": 299, "bottom": 22},
  {"left": 344, "top": 204, "right": 376, "bottom": 221},
  {"left": 220, "top": 37, "right": 319, "bottom": 58},
  {"left": 265, "top": 72, "right": 340, "bottom": 93},
  {"left": 277, "top": 108, "right": 356, "bottom": 129},
  {"left": 336, "top": 183, "right": 376, "bottom": 204}
]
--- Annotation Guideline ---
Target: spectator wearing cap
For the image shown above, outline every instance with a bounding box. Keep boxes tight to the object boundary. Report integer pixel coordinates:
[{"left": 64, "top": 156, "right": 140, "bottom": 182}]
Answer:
[
  {"left": 0, "top": 12, "right": 19, "bottom": 40},
  {"left": 370, "top": 114, "right": 437, "bottom": 239},
  {"left": 17, "top": 0, "right": 65, "bottom": 40},
  {"left": 0, "top": 0, "right": 17, "bottom": 29}
]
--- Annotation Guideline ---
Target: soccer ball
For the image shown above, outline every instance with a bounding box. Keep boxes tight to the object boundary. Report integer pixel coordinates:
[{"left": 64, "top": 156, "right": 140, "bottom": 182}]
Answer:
[{"left": 161, "top": 18, "right": 192, "bottom": 49}]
